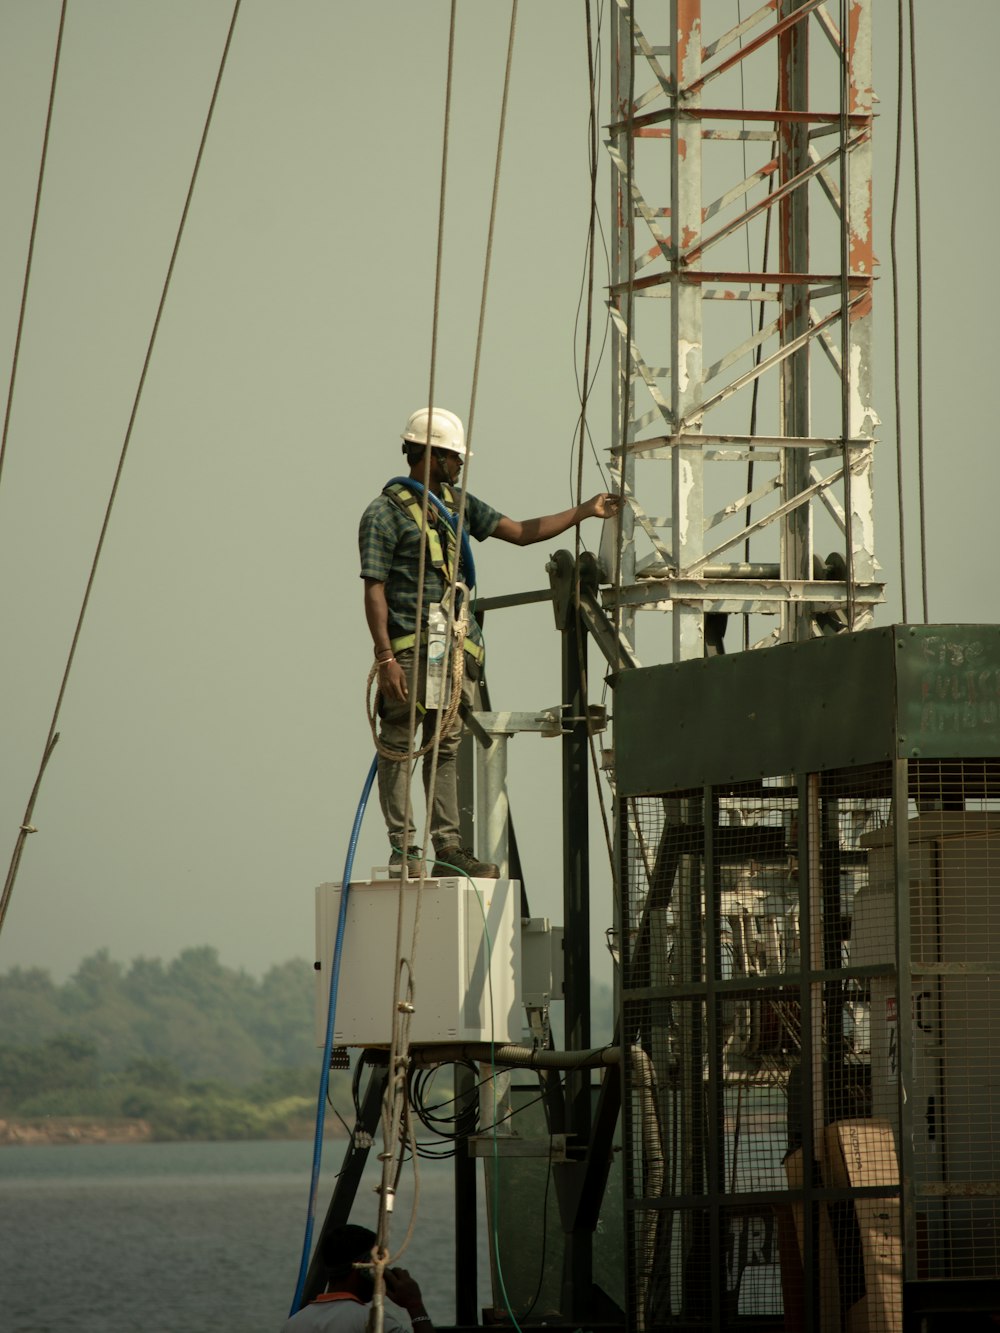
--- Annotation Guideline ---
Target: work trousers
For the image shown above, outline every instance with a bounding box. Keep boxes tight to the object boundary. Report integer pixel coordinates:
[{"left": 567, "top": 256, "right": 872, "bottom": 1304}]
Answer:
[{"left": 376, "top": 647, "right": 480, "bottom": 853}]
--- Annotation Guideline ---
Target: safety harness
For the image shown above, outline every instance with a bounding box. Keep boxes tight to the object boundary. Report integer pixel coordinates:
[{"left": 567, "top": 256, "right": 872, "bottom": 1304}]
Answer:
[{"left": 382, "top": 479, "right": 484, "bottom": 665}]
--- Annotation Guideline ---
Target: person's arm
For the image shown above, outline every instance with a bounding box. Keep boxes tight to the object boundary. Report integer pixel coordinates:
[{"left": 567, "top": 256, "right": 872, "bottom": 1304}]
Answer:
[
  {"left": 363, "top": 578, "right": 408, "bottom": 703},
  {"left": 383, "top": 1268, "right": 435, "bottom": 1332},
  {"left": 490, "top": 492, "right": 620, "bottom": 547}
]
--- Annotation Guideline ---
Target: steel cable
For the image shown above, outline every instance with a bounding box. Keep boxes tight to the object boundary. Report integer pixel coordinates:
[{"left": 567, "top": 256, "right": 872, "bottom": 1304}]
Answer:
[
  {"left": 571, "top": 0, "right": 615, "bottom": 875},
  {"left": 372, "top": 2, "right": 521, "bottom": 1311},
  {"left": 0, "top": 0, "right": 68, "bottom": 500},
  {"left": 907, "top": 0, "right": 929, "bottom": 622},
  {"left": 570, "top": 2, "right": 612, "bottom": 498},
  {"left": 611, "top": 1, "right": 636, "bottom": 671},
  {"left": 890, "top": 0, "right": 910, "bottom": 623},
  {"left": 0, "top": 0, "right": 243, "bottom": 940},
  {"left": 373, "top": 0, "right": 460, "bottom": 1304},
  {"left": 839, "top": 0, "right": 857, "bottom": 630},
  {"left": 415, "top": 0, "right": 519, "bottom": 883}
]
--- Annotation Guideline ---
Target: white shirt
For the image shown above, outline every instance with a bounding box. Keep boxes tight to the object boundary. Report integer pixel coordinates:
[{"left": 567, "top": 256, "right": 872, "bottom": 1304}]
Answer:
[{"left": 282, "top": 1294, "right": 414, "bottom": 1333}]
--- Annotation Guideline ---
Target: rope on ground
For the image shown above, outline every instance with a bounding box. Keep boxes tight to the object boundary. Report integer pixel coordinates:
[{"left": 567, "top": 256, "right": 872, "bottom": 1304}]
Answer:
[
  {"left": 0, "top": 0, "right": 68, "bottom": 500},
  {"left": 0, "top": 0, "right": 243, "bottom": 943}
]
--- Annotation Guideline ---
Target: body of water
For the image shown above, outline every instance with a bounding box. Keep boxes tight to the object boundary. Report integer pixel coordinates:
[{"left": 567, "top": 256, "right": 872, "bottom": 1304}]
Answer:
[{"left": 0, "top": 1138, "right": 490, "bottom": 1333}]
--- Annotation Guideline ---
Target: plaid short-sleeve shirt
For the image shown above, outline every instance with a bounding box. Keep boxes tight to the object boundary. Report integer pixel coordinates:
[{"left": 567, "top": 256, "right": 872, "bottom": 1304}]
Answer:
[{"left": 359, "top": 484, "right": 502, "bottom": 645}]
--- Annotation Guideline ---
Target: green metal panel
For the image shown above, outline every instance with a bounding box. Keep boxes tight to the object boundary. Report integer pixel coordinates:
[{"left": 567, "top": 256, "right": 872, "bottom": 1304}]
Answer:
[
  {"left": 613, "top": 626, "right": 1000, "bottom": 797},
  {"left": 894, "top": 624, "right": 1000, "bottom": 759}
]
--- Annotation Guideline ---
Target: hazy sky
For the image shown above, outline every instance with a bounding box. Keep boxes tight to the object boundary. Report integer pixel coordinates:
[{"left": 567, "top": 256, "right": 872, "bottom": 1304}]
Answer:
[{"left": 0, "top": 2, "right": 995, "bottom": 985}]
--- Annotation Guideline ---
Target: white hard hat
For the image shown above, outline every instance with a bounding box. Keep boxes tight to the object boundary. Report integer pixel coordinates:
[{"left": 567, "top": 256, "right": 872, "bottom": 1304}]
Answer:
[{"left": 401, "top": 407, "right": 469, "bottom": 459}]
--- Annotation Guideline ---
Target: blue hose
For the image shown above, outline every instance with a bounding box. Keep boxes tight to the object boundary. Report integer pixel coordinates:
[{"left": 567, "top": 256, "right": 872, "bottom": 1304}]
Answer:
[{"left": 289, "top": 752, "right": 378, "bottom": 1316}]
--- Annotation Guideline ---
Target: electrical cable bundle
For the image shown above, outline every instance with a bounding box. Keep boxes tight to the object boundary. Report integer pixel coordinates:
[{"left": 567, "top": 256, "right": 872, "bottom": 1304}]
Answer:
[{"left": 406, "top": 1061, "right": 480, "bottom": 1158}]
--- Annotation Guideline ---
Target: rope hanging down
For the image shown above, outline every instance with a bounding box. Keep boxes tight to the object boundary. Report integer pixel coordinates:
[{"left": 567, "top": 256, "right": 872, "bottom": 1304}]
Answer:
[
  {"left": 411, "top": 0, "right": 519, "bottom": 864},
  {"left": 573, "top": 0, "right": 615, "bottom": 875},
  {"left": 0, "top": 0, "right": 243, "bottom": 940},
  {"left": 370, "top": 0, "right": 462, "bottom": 1306},
  {"left": 369, "top": 4, "right": 520, "bottom": 1325}
]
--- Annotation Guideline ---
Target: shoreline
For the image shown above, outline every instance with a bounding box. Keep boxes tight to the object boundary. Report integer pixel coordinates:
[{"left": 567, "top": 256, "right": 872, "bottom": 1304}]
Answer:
[
  {"left": 0, "top": 1116, "right": 155, "bottom": 1146},
  {"left": 0, "top": 1116, "right": 343, "bottom": 1147}
]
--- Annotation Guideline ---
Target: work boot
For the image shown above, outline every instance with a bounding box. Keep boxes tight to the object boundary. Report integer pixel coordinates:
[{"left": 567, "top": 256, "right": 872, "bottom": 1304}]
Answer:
[
  {"left": 432, "top": 845, "right": 500, "bottom": 879},
  {"left": 388, "top": 845, "right": 425, "bottom": 879}
]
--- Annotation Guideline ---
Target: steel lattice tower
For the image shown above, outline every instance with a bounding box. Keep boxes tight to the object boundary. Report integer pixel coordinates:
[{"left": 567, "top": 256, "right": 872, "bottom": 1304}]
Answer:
[{"left": 602, "top": 0, "right": 880, "bottom": 663}]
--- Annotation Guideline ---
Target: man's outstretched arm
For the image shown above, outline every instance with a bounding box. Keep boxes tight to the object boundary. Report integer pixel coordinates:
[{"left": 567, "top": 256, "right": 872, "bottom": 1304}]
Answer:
[{"left": 490, "top": 492, "right": 620, "bottom": 547}]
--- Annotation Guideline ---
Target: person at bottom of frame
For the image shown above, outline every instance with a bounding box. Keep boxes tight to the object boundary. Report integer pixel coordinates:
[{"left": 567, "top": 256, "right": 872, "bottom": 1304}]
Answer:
[{"left": 282, "top": 1224, "right": 435, "bottom": 1332}]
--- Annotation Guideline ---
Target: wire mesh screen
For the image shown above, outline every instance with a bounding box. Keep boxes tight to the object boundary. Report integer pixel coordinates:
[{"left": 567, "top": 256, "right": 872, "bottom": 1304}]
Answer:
[
  {"left": 887, "top": 759, "right": 1000, "bottom": 1283},
  {"left": 620, "top": 769, "right": 903, "bottom": 1330}
]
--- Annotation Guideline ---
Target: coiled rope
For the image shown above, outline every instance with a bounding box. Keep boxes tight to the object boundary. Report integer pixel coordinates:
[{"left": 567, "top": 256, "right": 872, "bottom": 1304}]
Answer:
[{"left": 365, "top": 624, "right": 466, "bottom": 762}]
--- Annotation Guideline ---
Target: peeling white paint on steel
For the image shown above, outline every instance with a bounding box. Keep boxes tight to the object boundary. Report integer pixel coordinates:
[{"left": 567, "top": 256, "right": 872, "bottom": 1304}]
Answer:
[
  {"left": 671, "top": 1, "right": 705, "bottom": 664},
  {"left": 675, "top": 339, "right": 699, "bottom": 396},
  {"left": 605, "top": 0, "right": 880, "bottom": 664},
  {"left": 847, "top": 0, "right": 876, "bottom": 587}
]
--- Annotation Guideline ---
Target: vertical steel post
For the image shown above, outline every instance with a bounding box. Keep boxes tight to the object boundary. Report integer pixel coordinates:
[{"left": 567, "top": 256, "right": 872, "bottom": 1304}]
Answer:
[
  {"left": 476, "top": 731, "right": 510, "bottom": 876},
  {"left": 610, "top": 1, "right": 637, "bottom": 657},
  {"left": 561, "top": 582, "right": 593, "bottom": 1317},
  {"left": 671, "top": 0, "right": 705, "bottom": 662},
  {"left": 454, "top": 1062, "right": 478, "bottom": 1325},
  {"left": 779, "top": 0, "right": 813, "bottom": 642},
  {"left": 845, "top": 0, "right": 876, "bottom": 615},
  {"left": 303, "top": 1056, "right": 389, "bottom": 1306}
]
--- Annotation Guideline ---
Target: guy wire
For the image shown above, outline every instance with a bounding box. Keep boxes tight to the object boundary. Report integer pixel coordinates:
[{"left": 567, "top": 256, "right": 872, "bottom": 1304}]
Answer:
[
  {"left": 0, "top": 0, "right": 68, "bottom": 499},
  {"left": 0, "top": 0, "right": 243, "bottom": 940}
]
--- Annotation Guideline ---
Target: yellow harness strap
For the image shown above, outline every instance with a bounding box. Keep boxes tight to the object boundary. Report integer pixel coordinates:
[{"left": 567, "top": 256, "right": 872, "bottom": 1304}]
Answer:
[
  {"left": 384, "top": 481, "right": 484, "bottom": 664},
  {"left": 385, "top": 480, "right": 458, "bottom": 585},
  {"left": 389, "top": 629, "right": 485, "bottom": 665}
]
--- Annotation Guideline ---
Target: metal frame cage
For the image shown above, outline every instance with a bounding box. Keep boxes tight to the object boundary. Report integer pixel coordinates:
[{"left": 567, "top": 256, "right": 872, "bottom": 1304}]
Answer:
[{"left": 612, "top": 626, "right": 1000, "bottom": 1331}]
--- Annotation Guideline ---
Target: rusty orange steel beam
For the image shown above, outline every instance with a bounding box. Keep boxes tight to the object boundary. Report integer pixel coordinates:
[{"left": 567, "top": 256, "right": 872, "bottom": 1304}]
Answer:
[
  {"left": 611, "top": 270, "right": 872, "bottom": 295},
  {"left": 618, "top": 107, "right": 869, "bottom": 136},
  {"left": 687, "top": 0, "right": 829, "bottom": 96}
]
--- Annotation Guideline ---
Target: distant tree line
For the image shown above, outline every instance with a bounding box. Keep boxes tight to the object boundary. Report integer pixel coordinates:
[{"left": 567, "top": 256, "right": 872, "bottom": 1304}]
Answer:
[{"left": 0, "top": 947, "right": 349, "bottom": 1140}]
